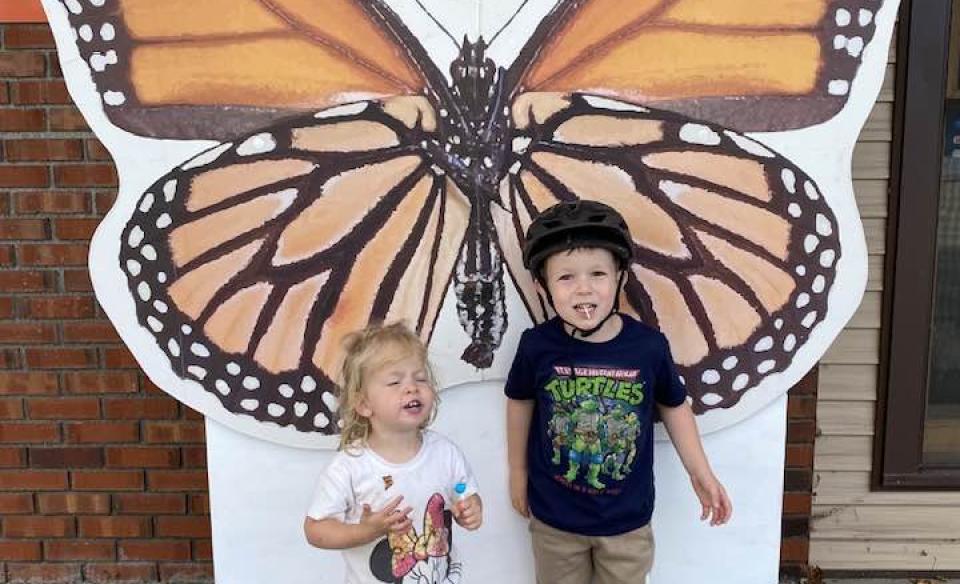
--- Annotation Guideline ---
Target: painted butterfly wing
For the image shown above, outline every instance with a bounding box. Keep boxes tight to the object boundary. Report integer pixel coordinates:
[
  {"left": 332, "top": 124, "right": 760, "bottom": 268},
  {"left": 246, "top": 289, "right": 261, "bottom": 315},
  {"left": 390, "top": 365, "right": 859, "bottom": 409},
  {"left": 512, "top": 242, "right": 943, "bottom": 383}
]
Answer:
[
  {"left": 510, "top": 0, "right": 883, "bottom": 131},
  {"left": 56, "top": 0, "right": 432, "bottom": 139},
  {"left": 121, "top": 98, "right": 469, "bottom": 435},
  {"left": 498, "top": 93, "right": 838, "bottom": 413},
  {"left": 387, "top": 527, "right": 419, "bottom": 579}
]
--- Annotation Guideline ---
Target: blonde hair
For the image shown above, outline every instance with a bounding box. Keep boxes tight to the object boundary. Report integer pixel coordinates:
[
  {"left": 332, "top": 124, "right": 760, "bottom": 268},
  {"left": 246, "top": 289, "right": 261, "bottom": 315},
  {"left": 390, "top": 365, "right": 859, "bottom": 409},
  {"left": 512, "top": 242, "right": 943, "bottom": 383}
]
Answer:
[{"left": 337, "top": 321, "right": 438, "bottom": 451}]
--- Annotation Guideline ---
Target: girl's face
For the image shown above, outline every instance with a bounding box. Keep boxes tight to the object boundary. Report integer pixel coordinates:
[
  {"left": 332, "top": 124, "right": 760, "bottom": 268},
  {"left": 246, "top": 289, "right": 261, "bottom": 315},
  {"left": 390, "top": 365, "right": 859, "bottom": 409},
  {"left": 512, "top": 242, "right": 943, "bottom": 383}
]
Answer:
[
  {"left": 538, "top": 247, "right": 621, "bottom": 335},
  {"left": 356, "top": 353, "right": 434, "bottom": 436}
]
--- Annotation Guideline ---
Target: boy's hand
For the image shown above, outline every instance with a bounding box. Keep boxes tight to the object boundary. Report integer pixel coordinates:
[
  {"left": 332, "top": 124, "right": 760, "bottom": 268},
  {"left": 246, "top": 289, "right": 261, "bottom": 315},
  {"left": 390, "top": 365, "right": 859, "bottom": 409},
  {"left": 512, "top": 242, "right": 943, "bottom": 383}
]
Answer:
[
  {"left": 452, "top": 494, "right": 483, "bottom": 530},
  {"left": 509, "top": 469, "right": 529, "bottom": 518},
  {"left": 359, "top": 496, "right": 413, "bottom": 537},
  {"left": 691, "top": 473, "right": 732, "bottom": 526}
]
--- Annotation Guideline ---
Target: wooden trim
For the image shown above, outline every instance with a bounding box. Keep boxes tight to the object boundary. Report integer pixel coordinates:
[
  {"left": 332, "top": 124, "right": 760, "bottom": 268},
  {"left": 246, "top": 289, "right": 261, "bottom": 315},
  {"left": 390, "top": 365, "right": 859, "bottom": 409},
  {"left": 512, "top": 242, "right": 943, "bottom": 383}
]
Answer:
[
  {"left": 876, "top": 0, "right": 960, "bottom": 489},
  {"left": 0, "top": 1, "right": 46, "bottom": 23}
]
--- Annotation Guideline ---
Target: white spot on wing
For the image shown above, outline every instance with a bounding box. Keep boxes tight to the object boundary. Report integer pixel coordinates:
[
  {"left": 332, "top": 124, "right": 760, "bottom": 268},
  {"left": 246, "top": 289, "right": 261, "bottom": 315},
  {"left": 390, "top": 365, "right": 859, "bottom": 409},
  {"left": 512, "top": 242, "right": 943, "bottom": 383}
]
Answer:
[
  {"left": 858, "top": 9, "right": 873, "bottom": 26},
  {"left": 190, "top": 343, "right": 210, "bottom": 358},
  {"left": 828, "top": 79, "right": 850, "bottom": 96},
  {"left": 722, "top": 356, "right": 738, "bottom": 370},
  {"left": 781, "top": 168, "right": 796, "bottom": 193},
  {"left": 126, "top": 259, "right": 141, "bottom": 276},
  {"left": 100, "top": 23, "right": 115, "bottom": 41},
  {"left": 725, "top": 132, "right": 774, "bottom": 158},
  {"left": 701, "top": 370, "right": 720, "bottom": 384},
  {"left": 732, "top": 374, "right": 749, "bottom": 391},
  {"left": 226, "top": 362, "right": 241, "bottom": 376},
  {"left": 804, "top": 235, "right": 819, "bottom": 253},
  {"left": 241, "top": 399, "right": 259, "bottom": 411},
  {"left": 836, "top": 8, "right": 851, "bottom": 26},
  {"left": 182, "top": 143, "right": 233, "bottom": 170},
  {"left": 582, "top": 95, "right": 648, "bottom": 112},
  {"left": 816, "top": 214, "right": 833, "bottom": 236},
  {"left": 138, "top": 193, "right": 154, "bottom": 213},
  {"left": 314, "top": 102, "right": 368, "bottom": 119},
  {"left": 701, "top": 393, "right": 722, "bottom": 406},
  {"left": 78, "top": 25, "right": 93, "bottom": 42},
  {"left": 237, "top": 133, "right": 277, "bottom": 156},
  {"left": 679, "top": 123, "right": 721, "bottom": 146}
]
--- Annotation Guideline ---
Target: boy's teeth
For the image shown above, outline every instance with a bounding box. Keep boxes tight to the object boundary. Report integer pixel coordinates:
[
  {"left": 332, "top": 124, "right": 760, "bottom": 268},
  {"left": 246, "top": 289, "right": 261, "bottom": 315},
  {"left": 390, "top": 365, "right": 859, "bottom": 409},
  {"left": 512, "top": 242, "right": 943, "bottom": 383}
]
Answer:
[{"left": 577, "top": 305, "right": 594, "bottom": 319}]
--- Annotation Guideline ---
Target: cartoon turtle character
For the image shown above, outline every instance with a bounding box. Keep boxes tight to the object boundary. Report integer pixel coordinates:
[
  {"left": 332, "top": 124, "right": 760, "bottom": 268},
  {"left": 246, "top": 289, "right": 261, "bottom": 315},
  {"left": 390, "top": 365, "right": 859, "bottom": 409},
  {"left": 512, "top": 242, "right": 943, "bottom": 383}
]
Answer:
[
  {"left": 602, "top": 406, "right": 637, "bottom": 480},
  {"left": 548, "top": 402, "right": 573, "bottom": 465},
  {"left": 564, "top": 399, "right": 606, "bottom": 489}
]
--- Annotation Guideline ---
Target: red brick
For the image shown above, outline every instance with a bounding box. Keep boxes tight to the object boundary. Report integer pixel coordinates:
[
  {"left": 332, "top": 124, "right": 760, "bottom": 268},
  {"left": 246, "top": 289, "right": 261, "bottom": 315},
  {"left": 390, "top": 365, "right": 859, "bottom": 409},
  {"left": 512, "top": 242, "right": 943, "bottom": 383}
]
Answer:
[
  {"left": 54, "top": 164, "right": 118, "bottom": 187},
  {"left": 64, "top": 421, "right": 139, "bottom": 444},
  {"left": 62, "top": 321, "right": 121, "bottom": 343},
  {"left": 0, "top": 81, "right": 8, "bottom": 103},
  {"left": 0, "top": 296, "right": 14, "bottom": 317},
  {"left": 102, "top": 347, "right": 139, "bottom": 369},
  {"left": 193, "top": 539, "right": 212, "bottom": 561},
  {"left": 11, "top": 79, "right": 71, "bottom": 105},
  {"left": 0, "top": 245, "right": 14, "bottom": 266},
  {"left": 104, "top": 397, "right": 179, "bottom": 419},
  {"left": 0, "top": 348, "right": 20, "bottom": 368},
  {"left": 0, "top": 469, "right": 67, "bottom": 490},
  {"left": 5, "top": 138, "right": 82, "bottom": 161},
  {"left": 786, "top": 444, "right": 814, "bottom": 468},
  {"left": 30, "top": 447, "right": 103, "bottom": 468},
  {"left": 0, "top": 371, "right": 59, "bottom": 394},
  {"left": 780, "top": 537, "right": 809, "bottom": 563},
  {"left": 782, "top": 492, "right": 813, "bottom": 515},
  {"left": 156, "top": 516, "right": 211, "bottom": 538},
  {"left": 787, "top": 420, "right": 816, "bottom": 444},
  {"left": 94, "top": 191, "right": 116, "bottom": 215},
  {"left": 37, "top": 493, "right": 110, "bottom": 514},
  {"left": 47, "top": 107, "right": 89, "bottom": 131},
  {"left": 0, "top": 52, "right": 45, "bottom": 77},
  {"left": 0, "top": 164, "right": 48, "bottom": 187},
  {"left": 79, "top": 516, "right": 151, "bottom": 538},
  {"left": 0, "top": 270, "right": 53, "bottom": 292},
  {"left": 84, "top": 563, "right": 158, "bottom": 583},
  {"left": 115, "top": 493, "right": 185, "bottom": 515},
  {"left": 188, "top": 493, "right": 209, "bottom": 515},
  {"left": 85, "top": 139, "right": 113, "bottom": 161},
  {"left": 148, "top": 470, "right": 208, "bottom": 492},
  {"left": 0, "top": 446, "right": 25, "bottom": 466},
  {"left": 3, "top": 515, "right": 75, "bottom": 538},
  {"left": 63, "top": 371, "right": 136, "bottom": 394},
  {"left": 19, "top": 243, "right": 88, "bottom": 266},
  {"left": 161, "top": 562, "right": 215, "bottom": 582},
  {"left": 787, "top": 394, "right": 817, "bottom": 419},
  {"left": 14, "top": 191, "right": 90, "bottom": 214},
  {"left": 182, "top": 446, "right": 206, "bottom": 468},
  {"left": 63, "top": 269, "right": 93, "bottom": 292},
  {"left": 7, "top": 563, "right": 82, "bottom": 583},
  {"left": 0, "top": 397, "right": 24, "bottom": 419},
  {"left": 0, "top": 322, "right": 57, "bottom": 343},
  {"left": 53, "top": 217, "right": 100, "bottom": 240},
  {"left": 106, "top": 445, "right": 180, "bottom": 468},
  {"left": 0, "top": 541, "right": 41, "bottom": 561},
  {"left": 71, "top": 470, "right": 143, "bottom": 491},
  {"left": 4, "top": 26, "right": 56, "bottom": 48},
  {"left": 144, "top": 421, "right": 205, "bottom": 444},
  {"left": 0, "top": 422, "right": 60, "bottom": 443},
  {"left": 0, "top": 218, "right": 47, "bottom": 239},
  {"left": 24, "top": 296, "right": 94, "bottom": 319},
  {"left": 0, "top": 493, "right": 34, "bottom": 514},
  {"left": 44, "top": 540, "right": 115, "bottom": 561},
  {"left": 24, "top": 347, "right": 97, "bottom": 368},
  {"left": 27, "top": 396, "right": 100, "bottom": 419},
  {"left": 119, "top": 540, "right": 191, "bottom": 562}
]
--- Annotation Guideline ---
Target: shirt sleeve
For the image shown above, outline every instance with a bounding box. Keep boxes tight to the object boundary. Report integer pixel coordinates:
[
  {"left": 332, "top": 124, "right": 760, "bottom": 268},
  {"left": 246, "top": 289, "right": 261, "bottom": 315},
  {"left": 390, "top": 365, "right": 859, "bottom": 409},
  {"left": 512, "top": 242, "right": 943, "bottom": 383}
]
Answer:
[
  {"left": 504, "top": 330, "right": 536, "bottom": 400},
  {"left": 654, "top": 334, "right": 688, "bottom": 408},
  {"left": 305, "top": 454, "right": 353, "bottom": 521}
]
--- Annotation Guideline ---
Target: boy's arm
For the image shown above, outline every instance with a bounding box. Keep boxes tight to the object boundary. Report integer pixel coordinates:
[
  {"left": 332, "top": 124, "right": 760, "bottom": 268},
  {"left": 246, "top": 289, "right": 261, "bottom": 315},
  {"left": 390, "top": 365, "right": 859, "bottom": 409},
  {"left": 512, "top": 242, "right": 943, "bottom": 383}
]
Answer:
[
  {"left": 658, "top": 401, "right": 733, "bottom": 526},
  {"left": 506, "top": 398, "right": 535, "bottom": 518},
  {"left": 303, "top": 496, "right": 413, "bottom": 549}
]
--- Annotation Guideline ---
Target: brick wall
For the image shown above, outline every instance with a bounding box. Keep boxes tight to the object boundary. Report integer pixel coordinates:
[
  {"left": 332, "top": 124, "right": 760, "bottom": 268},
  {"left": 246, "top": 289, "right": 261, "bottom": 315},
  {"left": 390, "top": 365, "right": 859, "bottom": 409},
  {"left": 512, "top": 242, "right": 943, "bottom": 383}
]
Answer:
[
  {"left": 0, "top": 23, "right": 213, "bottom": 584},
  {"left": 781, "top": 368, "right": 818, "bottom": 579}
]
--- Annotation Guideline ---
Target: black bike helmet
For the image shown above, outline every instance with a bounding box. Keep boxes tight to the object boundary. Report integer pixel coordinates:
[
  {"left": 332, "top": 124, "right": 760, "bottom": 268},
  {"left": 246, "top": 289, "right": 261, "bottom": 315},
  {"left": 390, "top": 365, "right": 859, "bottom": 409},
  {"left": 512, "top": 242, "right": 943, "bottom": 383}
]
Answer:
[{"left": 523, "top": 200, "right": 633, "bottom": 278}]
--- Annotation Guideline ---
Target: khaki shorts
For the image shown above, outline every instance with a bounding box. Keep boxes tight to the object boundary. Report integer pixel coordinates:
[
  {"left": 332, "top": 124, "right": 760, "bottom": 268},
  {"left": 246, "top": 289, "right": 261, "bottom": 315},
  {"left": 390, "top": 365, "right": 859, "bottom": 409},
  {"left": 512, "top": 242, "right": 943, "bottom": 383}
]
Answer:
[{"left": 529, "top": 516, "right": 654, "bottom": 584}]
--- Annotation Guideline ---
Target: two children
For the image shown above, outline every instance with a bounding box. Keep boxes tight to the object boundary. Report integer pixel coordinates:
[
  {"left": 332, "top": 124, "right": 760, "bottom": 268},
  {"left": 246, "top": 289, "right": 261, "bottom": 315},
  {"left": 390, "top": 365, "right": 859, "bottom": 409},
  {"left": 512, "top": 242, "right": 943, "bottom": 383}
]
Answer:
[{"left": 306, "top": 200, "right": 731, "bottom": 583}]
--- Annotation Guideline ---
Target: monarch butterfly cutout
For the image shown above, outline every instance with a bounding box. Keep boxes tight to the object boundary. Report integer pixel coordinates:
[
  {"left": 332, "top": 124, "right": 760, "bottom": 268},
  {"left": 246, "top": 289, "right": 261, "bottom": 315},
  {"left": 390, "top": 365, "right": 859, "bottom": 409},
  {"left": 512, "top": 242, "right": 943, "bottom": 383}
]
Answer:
[{"left": 55, "top": 0, "right": 882, "bottom": 442}]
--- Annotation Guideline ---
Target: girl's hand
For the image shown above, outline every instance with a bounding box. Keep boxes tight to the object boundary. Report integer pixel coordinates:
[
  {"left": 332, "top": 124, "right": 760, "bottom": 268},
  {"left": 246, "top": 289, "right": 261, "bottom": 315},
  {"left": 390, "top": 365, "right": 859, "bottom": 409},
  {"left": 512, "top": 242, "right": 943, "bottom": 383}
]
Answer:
[
  {"left": 509, "top": 469, "right": 529, "bottom": 518},
  {"left": 360, "top": 496, "right": 413, "bottom": 536},
  {"left": 452, "top": 494, "right": 483, "bottom": 530},
  {"left": 691, "top": 473, "right": 732, "bottom": 526}
]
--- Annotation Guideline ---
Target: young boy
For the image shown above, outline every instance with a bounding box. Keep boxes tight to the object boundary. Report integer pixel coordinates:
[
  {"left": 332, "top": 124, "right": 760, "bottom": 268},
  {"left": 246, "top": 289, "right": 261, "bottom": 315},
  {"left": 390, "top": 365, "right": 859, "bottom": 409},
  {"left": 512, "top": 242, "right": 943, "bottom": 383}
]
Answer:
[{"left": 505, "top": 200, "right": 732, "bottom": 584}]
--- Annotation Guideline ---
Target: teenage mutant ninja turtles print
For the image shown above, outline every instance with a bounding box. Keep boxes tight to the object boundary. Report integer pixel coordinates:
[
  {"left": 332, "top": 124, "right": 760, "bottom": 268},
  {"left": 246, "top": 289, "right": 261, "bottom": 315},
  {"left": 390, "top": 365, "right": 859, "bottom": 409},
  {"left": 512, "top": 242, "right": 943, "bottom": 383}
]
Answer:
[{"left": 544, "top": 367, "right": 645, "bottom": 493}]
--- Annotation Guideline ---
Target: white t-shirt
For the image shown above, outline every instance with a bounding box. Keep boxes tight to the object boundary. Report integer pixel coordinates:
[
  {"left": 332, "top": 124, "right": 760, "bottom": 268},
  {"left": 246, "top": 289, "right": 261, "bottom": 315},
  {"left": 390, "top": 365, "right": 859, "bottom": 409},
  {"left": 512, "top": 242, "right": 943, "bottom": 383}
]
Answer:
[{"left": 307, "top": 431, "right": 479, "bottom": 584}]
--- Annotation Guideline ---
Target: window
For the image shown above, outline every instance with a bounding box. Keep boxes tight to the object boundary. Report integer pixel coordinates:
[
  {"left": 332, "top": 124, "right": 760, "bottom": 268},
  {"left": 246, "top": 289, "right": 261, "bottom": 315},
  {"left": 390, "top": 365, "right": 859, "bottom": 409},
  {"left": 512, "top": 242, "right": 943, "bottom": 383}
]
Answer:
[{"left": 878, "top": 0, "right": 960, "bottom": 487}]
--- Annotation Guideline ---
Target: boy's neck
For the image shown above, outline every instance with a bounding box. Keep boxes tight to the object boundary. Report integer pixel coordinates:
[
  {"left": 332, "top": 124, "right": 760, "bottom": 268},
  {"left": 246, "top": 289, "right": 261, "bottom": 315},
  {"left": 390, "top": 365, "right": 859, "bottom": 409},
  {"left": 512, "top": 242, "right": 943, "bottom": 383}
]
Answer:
[
  {"left": 562, "top": 312, "right": 623, "bottom": 343},
  {"left": 367, "top": 429, "right": 423, "bottom": 464}
]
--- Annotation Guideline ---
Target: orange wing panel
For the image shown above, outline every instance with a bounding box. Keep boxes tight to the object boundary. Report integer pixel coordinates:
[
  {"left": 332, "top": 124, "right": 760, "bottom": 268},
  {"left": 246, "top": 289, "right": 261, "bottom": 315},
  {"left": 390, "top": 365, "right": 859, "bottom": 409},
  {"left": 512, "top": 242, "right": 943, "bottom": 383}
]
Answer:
[{"left": 660, "top": 0, "right": 828, "bottom": 27}]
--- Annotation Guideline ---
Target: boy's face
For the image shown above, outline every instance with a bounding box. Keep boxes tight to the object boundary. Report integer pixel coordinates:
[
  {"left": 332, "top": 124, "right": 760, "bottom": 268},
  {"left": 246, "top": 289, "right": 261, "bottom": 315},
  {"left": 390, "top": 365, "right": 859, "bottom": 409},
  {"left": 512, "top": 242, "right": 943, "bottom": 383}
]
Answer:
[{"left": 538, "top": 247, "right": 621, "bottom": 333}]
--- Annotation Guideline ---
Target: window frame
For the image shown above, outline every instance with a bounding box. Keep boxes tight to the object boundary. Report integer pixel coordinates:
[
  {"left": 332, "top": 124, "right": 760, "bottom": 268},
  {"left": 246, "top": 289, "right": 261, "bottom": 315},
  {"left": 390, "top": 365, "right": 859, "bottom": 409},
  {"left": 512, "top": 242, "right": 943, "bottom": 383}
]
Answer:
[{"left": 876, "top": 0, "right": 960, "bottom": 488}]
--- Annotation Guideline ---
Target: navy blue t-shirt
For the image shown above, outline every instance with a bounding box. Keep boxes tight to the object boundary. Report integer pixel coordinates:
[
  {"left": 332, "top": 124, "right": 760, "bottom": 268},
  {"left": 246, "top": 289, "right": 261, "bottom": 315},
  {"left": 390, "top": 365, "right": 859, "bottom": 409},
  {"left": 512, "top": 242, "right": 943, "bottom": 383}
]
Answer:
[{"left": 504, "top": 315, "right": 687, "bottom": 536}]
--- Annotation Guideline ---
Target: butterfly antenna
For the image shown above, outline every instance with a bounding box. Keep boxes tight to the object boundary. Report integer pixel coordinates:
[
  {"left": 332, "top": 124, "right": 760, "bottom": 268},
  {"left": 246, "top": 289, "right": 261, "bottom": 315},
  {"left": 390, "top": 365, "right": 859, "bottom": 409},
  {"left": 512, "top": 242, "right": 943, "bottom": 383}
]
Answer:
[
  {"left": 488, "top": 0, "right": 533, "bottom": 45},
  {"left": 412, "top": 0, "right": 460, "bottom": 48}
]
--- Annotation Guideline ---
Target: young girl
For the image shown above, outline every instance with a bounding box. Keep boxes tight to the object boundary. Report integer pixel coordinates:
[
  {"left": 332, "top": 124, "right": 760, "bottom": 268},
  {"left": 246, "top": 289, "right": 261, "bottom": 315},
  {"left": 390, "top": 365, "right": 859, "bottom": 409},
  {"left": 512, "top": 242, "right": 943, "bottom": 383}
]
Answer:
[{"left": 304, "top": 322, "right": 482, "bottom": 584}]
